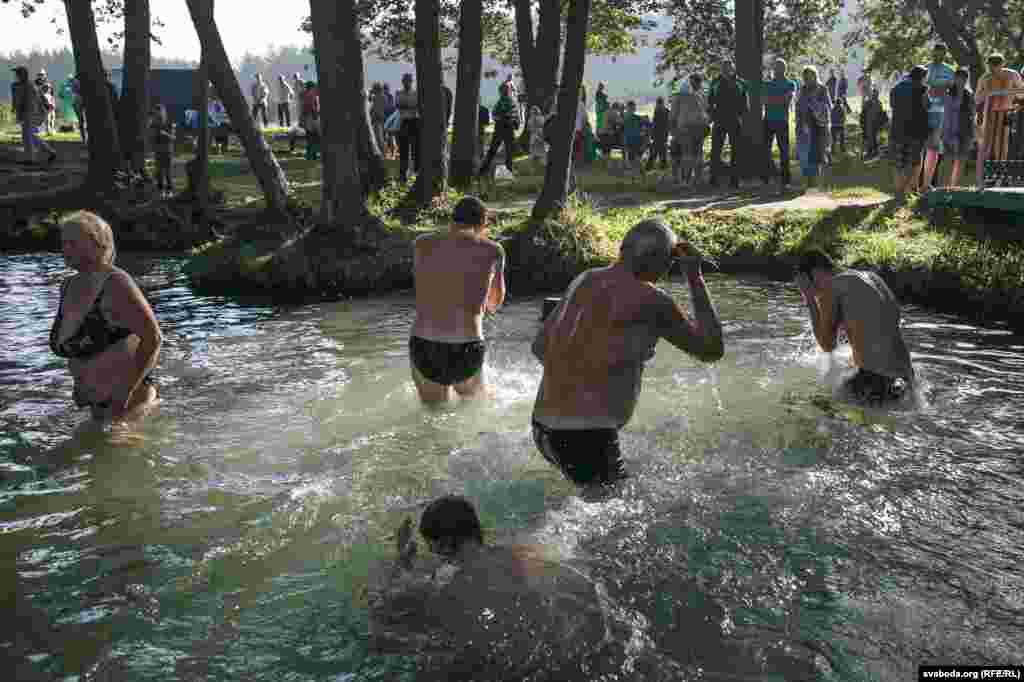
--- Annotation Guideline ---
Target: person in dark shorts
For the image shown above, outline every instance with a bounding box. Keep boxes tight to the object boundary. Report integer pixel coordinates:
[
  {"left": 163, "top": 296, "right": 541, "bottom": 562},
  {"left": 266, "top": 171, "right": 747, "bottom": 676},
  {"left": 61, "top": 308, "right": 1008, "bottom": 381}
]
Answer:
[
  {"left": 795, "top": 250, "right": 915, "bottom": 405},
  {"left": 531, "top": 219, "right": 725, "bottom": 488},
  {"left": 889, "top": 65, "right": 929, "bottom": 201},
  {"left": 410, "top": 196, "right": 505, "bottom": 404}
]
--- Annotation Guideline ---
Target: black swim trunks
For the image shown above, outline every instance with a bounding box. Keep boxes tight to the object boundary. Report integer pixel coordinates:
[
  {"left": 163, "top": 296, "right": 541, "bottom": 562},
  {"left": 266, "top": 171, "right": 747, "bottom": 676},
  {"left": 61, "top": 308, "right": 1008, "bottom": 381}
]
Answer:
[
  {"left": 845, "top": 368, "right": 908, "bottom": 404},
  {"left": 409, "top": 336, "right": 486, "bottom": 386},
  {"left": 531, "top": 420, "right": 627, "bottom": 486}
]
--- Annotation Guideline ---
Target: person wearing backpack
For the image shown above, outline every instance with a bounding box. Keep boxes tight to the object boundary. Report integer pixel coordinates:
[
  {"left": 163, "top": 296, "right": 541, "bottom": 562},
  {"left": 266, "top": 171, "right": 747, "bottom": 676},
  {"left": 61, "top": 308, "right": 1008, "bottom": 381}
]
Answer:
[
  {"left": 10, "top": 66, "right": 56, "bottom": 165},
  {"left": 480, "top": 82, "right": 520, "bottom": 177}
]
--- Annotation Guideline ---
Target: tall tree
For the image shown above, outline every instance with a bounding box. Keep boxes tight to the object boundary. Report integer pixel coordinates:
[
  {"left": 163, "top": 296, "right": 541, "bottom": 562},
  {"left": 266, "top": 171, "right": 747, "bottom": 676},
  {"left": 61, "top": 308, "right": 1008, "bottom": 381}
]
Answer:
[
  {"left": 451, "top": 0, "right": 484, "bottom": 188},
  {"left": 532, "top": 0, "right": 591, "bottom": 221},
  {"left": 735, "top": 0, "right": 764, "bottom": 179},
  {"left": 119, "top": 0, "right": 151, "bottom": 174},
  {"left": 514, "top": 0, "right": 562, "bottom": 114},
  {"left": 64, "top": 0, "right": 122, "bottom": 190},
  {"left": 310, "top": 0, "right": 368, "bottom": 223},
  {"left": 185, "top": 0, "right": 290, "bottom": 218},
  {"left": 410, "top": 0, "right": 447, "bottom": 207},
  {"left": 658, "top": 0, "right": 842, "bottom": 84}
]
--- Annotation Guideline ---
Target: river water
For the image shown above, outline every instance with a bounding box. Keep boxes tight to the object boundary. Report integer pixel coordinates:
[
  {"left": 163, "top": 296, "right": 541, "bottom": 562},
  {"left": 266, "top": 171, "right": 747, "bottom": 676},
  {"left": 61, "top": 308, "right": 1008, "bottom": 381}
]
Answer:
[{"left": 2, "top": 253, "right": 1023, "bottom": 680}]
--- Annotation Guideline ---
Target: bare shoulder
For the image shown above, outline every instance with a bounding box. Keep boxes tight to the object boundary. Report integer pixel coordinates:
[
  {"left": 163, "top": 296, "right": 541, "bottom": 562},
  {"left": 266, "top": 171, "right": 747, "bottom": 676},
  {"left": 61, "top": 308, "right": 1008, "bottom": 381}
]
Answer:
[{"left": 106, "top": 268, "right": 141, "bottom": 295}]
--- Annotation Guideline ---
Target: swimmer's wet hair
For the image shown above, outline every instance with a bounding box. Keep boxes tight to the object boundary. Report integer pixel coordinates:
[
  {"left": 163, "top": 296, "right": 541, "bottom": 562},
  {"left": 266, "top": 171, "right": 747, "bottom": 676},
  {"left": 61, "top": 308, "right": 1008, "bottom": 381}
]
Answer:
[
  {"left": 796, "top": 250, "right": 835, "bottom": 277},
  {"left": 420, "top": 495, "right": 483, "bottom": 556},
  {"left": 452, "top": 196, "right": 488, "bottom": 226},
  {"left": 620, "top": 219, "right": 676, "bottom": 277},
  {"left": 60, "top": 210, "right": 116, "bottom": 266}
]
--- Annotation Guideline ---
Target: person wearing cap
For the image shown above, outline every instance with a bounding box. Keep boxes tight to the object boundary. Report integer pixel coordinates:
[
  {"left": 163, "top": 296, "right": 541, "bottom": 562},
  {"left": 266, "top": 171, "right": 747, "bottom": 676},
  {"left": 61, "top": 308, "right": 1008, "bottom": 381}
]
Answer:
[
  {"left": 975, "top": 53, "right": 1024, "bottom": 187},
  {"left": 531, "top": 219, "right": 724, "bottom": 489},
  {"left": 794, "top": 251, "right": 914, "bottom": 404},
  {"left": 35, "top": 69, "right": 55, "bottom": 135},
  {"left": 922, "top": 44, "right": 955, "bottom": 189},
  {"left": 409, "top": 196, "right": 505, "bottom": 403},
  {"left": 11, "top": 66, "right": 57, "bottom": 165},
  {"left": 889, "top": 65, "right": 930, "bottom": 201}
]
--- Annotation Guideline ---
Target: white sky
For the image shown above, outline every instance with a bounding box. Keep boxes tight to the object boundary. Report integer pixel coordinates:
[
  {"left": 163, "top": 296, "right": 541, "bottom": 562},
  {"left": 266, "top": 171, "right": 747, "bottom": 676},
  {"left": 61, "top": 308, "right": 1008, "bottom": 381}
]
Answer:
[{"left": 1, "top": 0, "right": 311, "bottom": 62}]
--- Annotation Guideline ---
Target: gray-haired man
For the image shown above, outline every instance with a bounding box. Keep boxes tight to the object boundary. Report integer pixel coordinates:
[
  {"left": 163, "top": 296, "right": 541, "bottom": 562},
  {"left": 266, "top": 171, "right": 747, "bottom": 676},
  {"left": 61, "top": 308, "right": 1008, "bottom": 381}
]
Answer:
[{"left": 531, "top": 219, "right": 725, "bottom": 488}]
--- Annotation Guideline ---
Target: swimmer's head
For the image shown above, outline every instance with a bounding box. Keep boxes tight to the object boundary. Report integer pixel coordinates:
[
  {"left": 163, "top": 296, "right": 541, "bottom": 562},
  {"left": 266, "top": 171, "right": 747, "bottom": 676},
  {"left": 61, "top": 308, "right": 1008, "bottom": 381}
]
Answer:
[
  {"left": 452, "top": 196, "right": 488, "bottom": 230},
  {"left": 796, "top": 249, "right": 835, "bottom": 288},
  {"left": 60, "top": 210, "right": 116, "bottom": 268},
  {"left": 419, "top": 495, "right": 484, "bottom": 558},
  {"left": 620, "top": 219, "right": 677, "bottom": 281}
]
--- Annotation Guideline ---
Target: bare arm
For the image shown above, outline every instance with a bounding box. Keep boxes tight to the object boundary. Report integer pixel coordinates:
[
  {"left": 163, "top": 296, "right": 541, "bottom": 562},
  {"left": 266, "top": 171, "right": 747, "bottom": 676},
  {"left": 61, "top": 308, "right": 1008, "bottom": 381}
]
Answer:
[
  {"left": 797, "top": 274, "right": 838, "bottom": 352},
  {"left": 485, "top": 243, "right": 506, "bottom": 313},
  {"left": 106, "top": 271, "right": 162, "bottom": 415},
  {"left": 658, "top": 263, "right": 724, "bottom": 363}
]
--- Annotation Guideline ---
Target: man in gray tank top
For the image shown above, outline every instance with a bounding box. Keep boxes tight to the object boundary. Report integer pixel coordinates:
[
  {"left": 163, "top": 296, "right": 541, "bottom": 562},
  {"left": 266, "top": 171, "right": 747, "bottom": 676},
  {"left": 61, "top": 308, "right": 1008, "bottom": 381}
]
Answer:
[{"left": 795, "top": 251, "right": 914, "bottom": 403}]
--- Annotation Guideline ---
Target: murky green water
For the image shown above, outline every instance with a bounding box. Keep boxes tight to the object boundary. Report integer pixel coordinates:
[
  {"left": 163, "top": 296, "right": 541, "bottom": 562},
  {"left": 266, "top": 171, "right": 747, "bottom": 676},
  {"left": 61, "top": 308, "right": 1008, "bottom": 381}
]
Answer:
[{"left": 2, "top": 253, "right": 1023, "bottom": 680}]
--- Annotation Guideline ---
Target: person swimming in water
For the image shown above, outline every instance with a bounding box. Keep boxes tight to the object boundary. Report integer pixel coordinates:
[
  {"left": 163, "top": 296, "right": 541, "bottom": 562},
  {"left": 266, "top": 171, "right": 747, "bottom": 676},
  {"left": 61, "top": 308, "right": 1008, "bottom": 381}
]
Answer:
[
  {"left": 50, "top": 211, "right": 162, "bottom": 421},
  {"left": 531, "top": 219, "right": 725, "bottom": 488},
  {"left": 370, "top": 496, "right": 659, "bottom": 678},
  {"left": 794, "top": 250, "right": 915, "bottom": 403},
  {"left": 410, "top": 196, "right": 505, "bottom": 404}
]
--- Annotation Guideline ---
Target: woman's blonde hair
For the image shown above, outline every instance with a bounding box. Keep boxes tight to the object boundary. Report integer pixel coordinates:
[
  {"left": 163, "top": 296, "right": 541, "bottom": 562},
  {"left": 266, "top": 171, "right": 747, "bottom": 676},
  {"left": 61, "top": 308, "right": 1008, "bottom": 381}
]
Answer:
[{"left": 61, "top": 211, "right": 116, "bottom": 266}]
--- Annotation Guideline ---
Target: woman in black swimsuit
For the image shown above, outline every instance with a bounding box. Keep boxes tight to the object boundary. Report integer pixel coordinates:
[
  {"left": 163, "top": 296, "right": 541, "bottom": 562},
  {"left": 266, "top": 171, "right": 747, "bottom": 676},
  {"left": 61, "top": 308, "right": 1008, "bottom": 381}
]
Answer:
[{"left": 51, "top": 211, "right": 162, "bottom": 421}]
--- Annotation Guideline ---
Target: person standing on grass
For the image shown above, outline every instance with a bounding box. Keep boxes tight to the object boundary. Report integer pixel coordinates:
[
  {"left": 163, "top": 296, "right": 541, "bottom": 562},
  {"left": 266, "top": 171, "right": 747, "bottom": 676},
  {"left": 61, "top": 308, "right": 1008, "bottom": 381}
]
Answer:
[
  {"left": 396, "top": 73, "right": 420, "bottom": 183},
  {"left": 149, "top": 103, "right": 174, "bottom": 198},
  {"left": 860, "top": 87, "right": 885, "bottom": 160},
  {"left": 889, "top": 65, "right": 929, "bottom": 201},
  {"left": 830, "top": 96, "right": 847, "bottom": 157},
  {"left": 276, "top": 75, "right": 293, "bottom": 128},
  {"left": 648, "top": 96, "right": 670, "bottom": 171},
  {"left": 671, "top": 73, "right": 709, "bottom": 187},
  {"left": 595, "top": 82, "right": 609, "bottom": 138},
  {"left": 531, "top": 219, "right": 724, "bottom": 489},
  {"left": 941, "top": 69, "right": 975, "bottom": 188},
  {"left": 300, "top": 81, "right": 321, "bottom": 161},
  {"left": 410, "top": 197, "right": 505, "bottom": 404},
  {"left": 760, "top": 58, "right": 799, "bottom": 191},
  {"left": 622, "top": 101, "right": 646, "bottom": 171},
  {"left": 292, "top": 73, "right": 305, "bottom": 124},
  {"left": 370, "top": 82, "right": 389, "bottom": 153},
  {"left": 794, "top": 65, "right": 832, "bottom": 190},
  {"left": 10, "top": 66, "right": 57, "bottom": 165},
  {"left": 826, "top": 69, "right": 838, "bottom": 101},
  {"left": 707, "top": 61, "right": 747, "bottom": 189},
  {"left": 922, "top": 43, "right": 956, "bottom": 190},
  {"left": 528, "top": 105, "right": 547, "bottom": 163},
  {"left": 250, "top": 73, "right": 270, "bottom": 128},
  {"left": 480, "top": 82, "right": 520, "bottom": 178}
]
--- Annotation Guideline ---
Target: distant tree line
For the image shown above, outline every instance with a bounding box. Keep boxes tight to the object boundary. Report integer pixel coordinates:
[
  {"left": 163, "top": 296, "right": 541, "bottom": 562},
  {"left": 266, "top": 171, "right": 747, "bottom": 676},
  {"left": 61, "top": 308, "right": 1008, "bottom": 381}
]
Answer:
[{"left": 0, "top": 47, "right": 196, "bottom": 103}]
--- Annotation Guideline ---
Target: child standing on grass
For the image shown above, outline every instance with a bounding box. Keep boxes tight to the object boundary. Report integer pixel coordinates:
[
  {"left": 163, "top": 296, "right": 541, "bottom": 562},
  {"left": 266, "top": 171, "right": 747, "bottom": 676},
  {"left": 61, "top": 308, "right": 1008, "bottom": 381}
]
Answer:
[
  {"left": 622, "top": 101, "right": 646, "bottom": 170},
  {"left": 830, "top": 97, "right": 847, "bottom": 158},
  {"left": 150, "top": 103, "right": 174, "bottom": 198}
]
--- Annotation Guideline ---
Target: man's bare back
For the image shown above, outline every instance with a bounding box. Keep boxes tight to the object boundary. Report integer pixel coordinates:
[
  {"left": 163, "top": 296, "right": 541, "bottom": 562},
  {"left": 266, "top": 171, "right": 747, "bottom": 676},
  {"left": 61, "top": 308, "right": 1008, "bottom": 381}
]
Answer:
[
  {"left": 531, "top": 220, "right": 724, "bottom": 486},
  {"left": 410, "top": 197, "right": 505, "bottom": 403}
]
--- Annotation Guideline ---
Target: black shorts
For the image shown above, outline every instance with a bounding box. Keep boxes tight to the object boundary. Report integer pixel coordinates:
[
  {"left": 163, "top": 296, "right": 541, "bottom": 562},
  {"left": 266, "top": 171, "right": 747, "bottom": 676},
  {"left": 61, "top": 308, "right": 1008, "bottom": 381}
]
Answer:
[
  {"left": 531, "top": 420, "right": 626, "bottom": 486},
  {"left": 409, "top": 336, "right": 486, "bottom": 386},
  {"left": 844, "top": 368, "right": 908, "bottom": 404}
]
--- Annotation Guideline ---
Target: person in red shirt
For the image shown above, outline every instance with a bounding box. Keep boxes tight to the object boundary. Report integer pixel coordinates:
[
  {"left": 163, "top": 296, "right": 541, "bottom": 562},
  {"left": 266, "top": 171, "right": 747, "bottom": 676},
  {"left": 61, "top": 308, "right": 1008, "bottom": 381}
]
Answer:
[{"left": 300, "top": 81, "right": 320, "bottom": 161}]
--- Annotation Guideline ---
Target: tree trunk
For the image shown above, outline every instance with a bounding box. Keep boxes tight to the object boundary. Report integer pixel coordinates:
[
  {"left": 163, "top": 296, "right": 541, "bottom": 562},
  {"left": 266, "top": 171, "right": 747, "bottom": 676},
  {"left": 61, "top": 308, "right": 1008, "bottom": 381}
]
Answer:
[
  {"left": 531, "top": 0, "right": 590, "bottom": 221},
  {"left": 185, "top": 0, "right": 290, "bottom": 218},
  {"left": 119, "top": 0, "right": 150, "bottom": 174},
  {"left": 310, "top": 0, "right": 367, "bottom": 224},
  {"left": 514, "top": 0, "right": 562, "bottom": 146},
  {"left": 409, "top": 0, "right": 447, "bottom": 207},
  {"left": 736, "top": 0, "right": 764, "bottom": 179},
  {"left": 65, "top": 0, "right": 121, "bottom": 190},
  {"left": 451, "top": 0, "right": 484, "bottom": 189}
]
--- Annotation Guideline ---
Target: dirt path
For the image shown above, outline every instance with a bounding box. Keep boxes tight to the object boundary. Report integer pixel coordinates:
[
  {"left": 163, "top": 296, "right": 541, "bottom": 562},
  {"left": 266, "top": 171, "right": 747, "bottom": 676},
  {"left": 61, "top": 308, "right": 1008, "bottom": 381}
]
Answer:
[{"left": 489, "top": 186, "right": 891, "bottom": 216}]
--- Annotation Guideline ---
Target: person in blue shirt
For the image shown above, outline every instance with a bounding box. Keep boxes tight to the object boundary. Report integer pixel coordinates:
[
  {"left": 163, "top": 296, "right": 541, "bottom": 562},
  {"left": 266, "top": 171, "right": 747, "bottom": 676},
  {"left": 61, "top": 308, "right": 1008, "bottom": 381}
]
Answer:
[
  {"left": 760, "top": 58, "right": 799, "bottom": 190},
  {"left": 622, "top": 101, "right": 648, "bottom": 170},
  {"left": 922, "top": 43, "right": 955, "bottom": 188}
]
